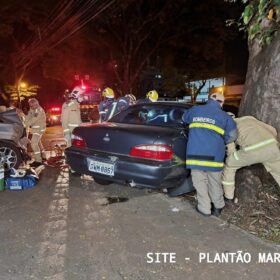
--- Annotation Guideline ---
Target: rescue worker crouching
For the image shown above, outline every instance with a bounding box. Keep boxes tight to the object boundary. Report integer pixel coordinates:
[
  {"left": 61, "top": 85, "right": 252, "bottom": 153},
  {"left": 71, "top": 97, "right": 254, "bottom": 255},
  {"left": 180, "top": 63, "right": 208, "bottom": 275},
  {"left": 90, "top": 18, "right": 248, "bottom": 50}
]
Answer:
[
  {"left": 98, "top": 87, "right": 116, "bottom": 122},
  {"left": 182, "top": 93, "right": 237, "bottom": 217},
  {"left": 25, "top": 98, "right": 46, "bottom": 168},
  {"left": 61, "top": 90, "right": 82, "bottom": 147},
  {"left": 222, "top": 115, "right": 280, "bottom": 201}
]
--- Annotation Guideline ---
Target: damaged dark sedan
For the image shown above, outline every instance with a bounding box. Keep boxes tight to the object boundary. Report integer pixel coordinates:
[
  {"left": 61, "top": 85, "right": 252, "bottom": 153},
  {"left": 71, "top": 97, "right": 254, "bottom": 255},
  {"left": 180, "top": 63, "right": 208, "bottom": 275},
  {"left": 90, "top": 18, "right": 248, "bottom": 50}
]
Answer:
[{"left": 65, "top": 102, "right": 194, "bottom": 196}]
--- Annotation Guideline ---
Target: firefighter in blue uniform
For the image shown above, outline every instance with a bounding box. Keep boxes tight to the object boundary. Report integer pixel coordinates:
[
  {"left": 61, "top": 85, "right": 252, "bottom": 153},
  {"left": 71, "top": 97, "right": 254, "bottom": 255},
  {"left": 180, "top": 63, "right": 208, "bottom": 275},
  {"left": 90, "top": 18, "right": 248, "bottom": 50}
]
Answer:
[
  {"left": 98, "top": 87, "right": 115, "bottom": 122},
  {"left": 182, "top": 93, "right": 237, "bottom": 217},
  {"left": 117, "top": 94, "right": 136, "bottom": 111},
  {"left": 105, "top": 94, "right": 137, "bottom": 120}
]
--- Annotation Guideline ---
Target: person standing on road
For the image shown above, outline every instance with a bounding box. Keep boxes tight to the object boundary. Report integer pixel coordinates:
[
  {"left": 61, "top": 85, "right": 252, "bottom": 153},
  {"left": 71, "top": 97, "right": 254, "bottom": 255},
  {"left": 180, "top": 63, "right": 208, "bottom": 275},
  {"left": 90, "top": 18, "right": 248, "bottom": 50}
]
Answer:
[
  {"left": 182, "top": 93, "right": 237, "bottom": 217},
  {"left": 25, "top": 98, "right": 46, "bottom": 167},
  {"left": 61, "top": 91, "right": 82, "bottom": 147},
  {"left": 222, "top": 116, "right": 280, "bottom": 201},
  {"left": 137, "top": 90, "right": 158, "bottom": 104},
  {"left": 98, "top": 87, "right": 116, "bottom": 122}
]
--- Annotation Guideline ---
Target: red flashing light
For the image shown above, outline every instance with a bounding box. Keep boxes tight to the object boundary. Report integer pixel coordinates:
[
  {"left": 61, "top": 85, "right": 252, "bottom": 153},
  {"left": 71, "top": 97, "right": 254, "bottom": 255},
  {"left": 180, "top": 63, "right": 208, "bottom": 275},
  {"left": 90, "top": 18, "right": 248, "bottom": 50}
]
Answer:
[
  {"left": 129, "top": 144, "right": 174, "bottom": 161},
  {"left": 50, "top": 107, "right": 61, "bottom": 113},
  {"left": 81, "top": 85, "right": 87, "bottom": 90}
]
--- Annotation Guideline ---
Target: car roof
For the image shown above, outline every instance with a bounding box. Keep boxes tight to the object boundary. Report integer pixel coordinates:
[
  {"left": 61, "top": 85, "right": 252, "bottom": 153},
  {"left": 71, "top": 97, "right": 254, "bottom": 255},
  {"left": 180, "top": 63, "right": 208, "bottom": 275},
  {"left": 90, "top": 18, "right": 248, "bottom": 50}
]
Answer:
[{"left": 133, "top": 101, "right": 193, "bottom": 109}]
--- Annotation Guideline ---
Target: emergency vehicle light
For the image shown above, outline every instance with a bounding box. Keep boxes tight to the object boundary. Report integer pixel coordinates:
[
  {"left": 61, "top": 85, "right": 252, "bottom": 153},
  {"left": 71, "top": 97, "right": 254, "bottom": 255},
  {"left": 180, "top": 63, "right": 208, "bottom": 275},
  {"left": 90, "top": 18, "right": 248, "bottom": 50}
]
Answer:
[{"left": 50, "top": 107, "right": 61, "bottom": 113}]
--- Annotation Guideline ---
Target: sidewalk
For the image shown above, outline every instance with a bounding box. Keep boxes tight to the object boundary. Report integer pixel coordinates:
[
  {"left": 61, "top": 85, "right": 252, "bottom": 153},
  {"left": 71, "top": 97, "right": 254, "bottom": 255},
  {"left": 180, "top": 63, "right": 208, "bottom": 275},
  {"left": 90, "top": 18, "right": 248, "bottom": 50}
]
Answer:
[{"left": 0, "top": 167, "right": 279, "bottom": 279}]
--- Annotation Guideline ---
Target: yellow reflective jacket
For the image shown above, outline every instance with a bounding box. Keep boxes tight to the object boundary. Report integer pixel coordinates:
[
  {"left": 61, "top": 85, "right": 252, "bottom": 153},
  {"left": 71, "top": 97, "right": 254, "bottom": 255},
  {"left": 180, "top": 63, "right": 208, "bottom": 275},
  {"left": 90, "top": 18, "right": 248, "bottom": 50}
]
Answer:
[
  {"left": 235, "top": 116, "right": 278, "bottom": 151},
  {"left": 61, "top": 100, "right": 81, "bottom": 133},
  {"left": 25, "top": 106, "right": 46, "bottom": 134}
]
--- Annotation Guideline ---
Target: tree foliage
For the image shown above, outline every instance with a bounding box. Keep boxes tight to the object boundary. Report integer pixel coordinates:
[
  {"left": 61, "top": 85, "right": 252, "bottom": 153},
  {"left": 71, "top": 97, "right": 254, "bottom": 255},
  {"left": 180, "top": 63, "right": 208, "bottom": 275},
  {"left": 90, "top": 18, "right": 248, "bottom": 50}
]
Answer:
[
  {"left": 87, "top": 0, "right": 243, "bottom": 95},
  {"left": 0, "top": 0, "right": 114, "bottom": 88},
  {"left": 0, "top": 0, "right": 247, "bottom": 101},
  {"left": 4, "top": 84, "right": 39, "bottom": 102},
  {"left": 226, "top": 0, "right": 280, "bottom": 48}
]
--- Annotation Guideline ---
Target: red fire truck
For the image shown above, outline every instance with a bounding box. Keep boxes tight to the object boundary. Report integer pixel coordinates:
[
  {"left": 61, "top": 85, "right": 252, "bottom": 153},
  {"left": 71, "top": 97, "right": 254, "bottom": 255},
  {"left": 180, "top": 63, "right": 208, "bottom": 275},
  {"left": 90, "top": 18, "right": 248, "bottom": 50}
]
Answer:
[{"left": 70, "top": 85, "right": 102, "bottom": 122}]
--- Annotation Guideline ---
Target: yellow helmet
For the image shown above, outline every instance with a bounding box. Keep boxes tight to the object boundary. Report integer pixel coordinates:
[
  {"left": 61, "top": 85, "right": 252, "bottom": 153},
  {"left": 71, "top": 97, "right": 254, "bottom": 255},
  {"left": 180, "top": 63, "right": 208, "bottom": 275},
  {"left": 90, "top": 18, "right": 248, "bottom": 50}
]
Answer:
[
  {"left": 146, "top": 90, "right": 158, "bottom": 102},
  {"left": 102, "top": 87, "right": 115, "bottom": 98}
]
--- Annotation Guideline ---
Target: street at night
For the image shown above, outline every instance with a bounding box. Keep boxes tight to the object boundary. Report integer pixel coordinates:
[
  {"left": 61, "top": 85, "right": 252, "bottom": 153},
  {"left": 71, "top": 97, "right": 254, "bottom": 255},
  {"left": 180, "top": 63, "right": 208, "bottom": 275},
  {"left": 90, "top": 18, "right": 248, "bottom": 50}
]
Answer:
[{"left": 0, "top": 138, "right": 279, "bottom": 279}]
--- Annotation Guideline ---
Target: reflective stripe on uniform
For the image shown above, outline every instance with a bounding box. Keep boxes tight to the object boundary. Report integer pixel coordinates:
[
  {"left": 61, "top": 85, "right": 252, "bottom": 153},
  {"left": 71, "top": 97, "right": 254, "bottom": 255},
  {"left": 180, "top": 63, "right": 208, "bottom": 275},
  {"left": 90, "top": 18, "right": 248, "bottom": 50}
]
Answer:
[
  {"left": 34, "top": 151, "right": 41, "bottom": 154},
  {"left": 40, "top": 129, "right": 45, "bottom": 132},
  {"left": 243, "top": 138, "right": 277, "bottom": 152},
  {"left": 33, "top": 133, "right": 41, "bottom": 136},
  {"left": 80, "top": 105, "right": 96, "bottom": 109},
  {"left": 68, "top": 101, "right": 75, "bottom": 106},
  {"left": 99, "top": 111, "right": 106, "bottom": 114},
  {"left": 233, "top": 151, "right": 239, "bottom": 160},
  {"left": 222, "top": 181, "right": 235, "bottom": 186},
  {"left": 68, "top": 124, "right": 78, "bottom": 127},
  {"left": 108, "top": 102, "right": 117, "bottom": 120},
  {"left": 189, "top": 122, "right": 225, "bottom": 135},
  {"left": 186, "top": 159, "right": 224, "bottom": 168},
  {"left": 64, "top": 128, "right": 70, "bottom": 132},
  {"left": 32, "top": 125, "right": 40, "bottom": 128}
]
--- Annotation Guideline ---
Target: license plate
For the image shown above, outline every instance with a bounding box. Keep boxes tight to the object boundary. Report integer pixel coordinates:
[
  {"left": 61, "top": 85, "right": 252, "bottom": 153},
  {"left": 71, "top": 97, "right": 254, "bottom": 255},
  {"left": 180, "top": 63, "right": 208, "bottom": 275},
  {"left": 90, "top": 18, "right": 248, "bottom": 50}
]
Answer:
[{"left": 87, "top": 158, "right": 114, "bottom": 176}]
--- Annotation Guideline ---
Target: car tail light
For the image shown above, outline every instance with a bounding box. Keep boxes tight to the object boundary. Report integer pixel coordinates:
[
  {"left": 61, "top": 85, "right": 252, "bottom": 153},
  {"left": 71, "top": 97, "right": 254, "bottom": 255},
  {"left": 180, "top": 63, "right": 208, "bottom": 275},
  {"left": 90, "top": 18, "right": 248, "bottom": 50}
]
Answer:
[
  {"left": 72, "top": 134, "right": 87, "bottom": 148},
  {"left": 129, "top": 144, "right": 174, "bottom": 161}
]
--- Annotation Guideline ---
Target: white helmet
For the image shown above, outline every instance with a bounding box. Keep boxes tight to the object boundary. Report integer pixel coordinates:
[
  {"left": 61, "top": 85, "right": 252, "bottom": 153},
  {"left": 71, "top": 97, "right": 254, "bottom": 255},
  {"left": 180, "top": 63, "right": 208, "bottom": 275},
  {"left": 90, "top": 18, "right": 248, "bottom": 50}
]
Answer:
[
  {"left": 125, "top": 94, "right": 136, "bottom": 105},
  {"left": 70, "top": 86, "right": 86, "bottom": 102}
]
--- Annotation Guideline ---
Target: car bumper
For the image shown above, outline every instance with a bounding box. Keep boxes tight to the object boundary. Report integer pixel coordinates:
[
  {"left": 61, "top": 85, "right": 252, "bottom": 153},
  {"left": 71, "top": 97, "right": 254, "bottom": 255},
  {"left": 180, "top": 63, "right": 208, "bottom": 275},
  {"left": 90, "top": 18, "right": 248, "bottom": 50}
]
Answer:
[{"left": 65, "top": 147, "right": 189, "bottom": 189}]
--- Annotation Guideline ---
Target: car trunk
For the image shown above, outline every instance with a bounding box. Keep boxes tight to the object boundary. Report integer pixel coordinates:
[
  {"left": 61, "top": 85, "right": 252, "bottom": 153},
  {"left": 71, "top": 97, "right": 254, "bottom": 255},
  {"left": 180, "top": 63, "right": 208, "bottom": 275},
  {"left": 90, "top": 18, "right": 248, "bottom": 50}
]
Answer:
[{"left": 74, "top": 122, "right": 181, "bottom": 155}]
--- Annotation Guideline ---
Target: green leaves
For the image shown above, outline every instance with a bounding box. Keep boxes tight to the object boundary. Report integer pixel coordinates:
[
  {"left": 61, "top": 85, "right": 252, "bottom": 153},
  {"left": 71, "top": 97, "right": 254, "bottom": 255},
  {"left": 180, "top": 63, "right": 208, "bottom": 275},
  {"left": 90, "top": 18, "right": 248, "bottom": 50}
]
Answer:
[
  {"left": 258, "top": 27, "right": 278, "bottom": 46},
  {"left": 273, "top": 0, "right": 280, "bottom": 6},
  {"left": 238, "top": 0, "right": 280, "bottom": 48},
  {"left": 242, "top": 4, "right": 255, "bottom": 24},
  {"left": 248, "top": 23, "right": 261, "bottom": 40},
  {"left": 258, "top": 0, "right": 268, "bottom": 17}
]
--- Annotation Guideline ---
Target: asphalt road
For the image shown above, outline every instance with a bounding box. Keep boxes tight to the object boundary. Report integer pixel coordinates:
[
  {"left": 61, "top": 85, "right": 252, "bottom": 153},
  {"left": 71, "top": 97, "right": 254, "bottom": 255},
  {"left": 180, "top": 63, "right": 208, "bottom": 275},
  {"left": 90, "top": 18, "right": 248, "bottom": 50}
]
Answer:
[{"left": 0, "top": 126, "right": 279, "bottom": 280}]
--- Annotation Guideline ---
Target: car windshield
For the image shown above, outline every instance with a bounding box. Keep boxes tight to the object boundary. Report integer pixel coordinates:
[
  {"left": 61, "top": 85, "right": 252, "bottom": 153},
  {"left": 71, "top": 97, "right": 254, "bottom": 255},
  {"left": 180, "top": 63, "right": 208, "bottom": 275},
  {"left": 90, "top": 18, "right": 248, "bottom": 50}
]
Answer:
[{"left": 109, "top": 103, "right": 189, "bottom": 127}]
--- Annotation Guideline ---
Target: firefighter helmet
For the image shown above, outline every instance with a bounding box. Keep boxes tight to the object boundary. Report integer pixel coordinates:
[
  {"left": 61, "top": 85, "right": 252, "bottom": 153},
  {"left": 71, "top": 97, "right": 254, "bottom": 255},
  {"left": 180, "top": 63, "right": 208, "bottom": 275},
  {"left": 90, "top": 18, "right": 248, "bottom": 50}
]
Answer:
[
  {"left": 102, "top": 87, "right": 115, "bottom": 98},
  {"left": 209, "top": 93, "right": 225, "bottom": 105},
  {"left": 69, "top": 86, "right": 86, "bottom": 102},
  {"left": 28, "top": 98, "right": 39, "bottom": 106},
  {"left": 146, "top": 90, "right": 158, "bottom": 102}
]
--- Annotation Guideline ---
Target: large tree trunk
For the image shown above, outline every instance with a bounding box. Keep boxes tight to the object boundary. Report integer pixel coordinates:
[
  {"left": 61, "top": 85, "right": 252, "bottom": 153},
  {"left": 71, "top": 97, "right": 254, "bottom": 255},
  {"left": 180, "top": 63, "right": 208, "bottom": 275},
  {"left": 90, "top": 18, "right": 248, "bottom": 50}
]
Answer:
[
  {"left": 236, "top": 31, "right": 280, "bottom": 203},
  {"left": 239, "top": 31, "right": 280, "bottom": 141}
]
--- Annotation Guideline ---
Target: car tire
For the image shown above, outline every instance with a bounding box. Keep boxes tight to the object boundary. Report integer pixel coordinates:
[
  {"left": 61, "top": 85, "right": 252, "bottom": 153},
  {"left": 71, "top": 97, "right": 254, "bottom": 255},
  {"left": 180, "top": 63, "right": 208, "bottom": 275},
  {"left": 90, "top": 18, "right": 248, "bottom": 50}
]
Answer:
[
  {"left": 93, "top": 177, "right": 113, "bottom": 185},
  {"left": 0, "top": 141, "right": 22, "bottom": 171}
]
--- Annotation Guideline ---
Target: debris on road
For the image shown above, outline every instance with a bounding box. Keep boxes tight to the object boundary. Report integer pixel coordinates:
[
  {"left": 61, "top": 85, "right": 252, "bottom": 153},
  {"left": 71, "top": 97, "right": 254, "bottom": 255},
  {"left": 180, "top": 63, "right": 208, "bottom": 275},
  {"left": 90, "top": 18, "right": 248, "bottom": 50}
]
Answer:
[{"left": 94, "top": 197, "right": 129, "bottom": 206}]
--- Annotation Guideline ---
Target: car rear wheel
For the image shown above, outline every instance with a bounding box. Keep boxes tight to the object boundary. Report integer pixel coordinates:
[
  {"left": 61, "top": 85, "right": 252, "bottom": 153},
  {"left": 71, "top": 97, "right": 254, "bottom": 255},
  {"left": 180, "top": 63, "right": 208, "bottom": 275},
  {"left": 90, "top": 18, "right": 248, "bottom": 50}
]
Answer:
[
  {"left": 93, "top": 177, "right": 113, "bottom": 185},
  {"left": 0, "top": 141, "right": 22, "bottom": 171}
]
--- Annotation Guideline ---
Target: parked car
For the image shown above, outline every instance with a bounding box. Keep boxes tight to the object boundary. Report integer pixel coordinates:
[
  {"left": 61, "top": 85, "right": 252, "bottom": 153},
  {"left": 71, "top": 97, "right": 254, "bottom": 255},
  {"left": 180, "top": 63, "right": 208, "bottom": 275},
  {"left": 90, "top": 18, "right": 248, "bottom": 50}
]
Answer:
[
  {"left": 65, "top": 102, "right": 195, "bottom": 196},
  {"left": 0, "top": 109, "right": 29, "bottom": 170}
]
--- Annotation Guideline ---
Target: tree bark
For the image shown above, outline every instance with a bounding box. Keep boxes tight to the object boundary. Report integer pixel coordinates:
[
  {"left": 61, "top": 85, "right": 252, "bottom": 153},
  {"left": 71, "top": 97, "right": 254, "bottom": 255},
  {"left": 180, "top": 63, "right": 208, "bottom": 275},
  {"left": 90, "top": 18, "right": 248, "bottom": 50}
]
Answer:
[
  {"left": 239, "top": 31, "right": 280, "bottom": 141},
  {"left": 236, "top": 31, "right": 280, "bottom": 200}
]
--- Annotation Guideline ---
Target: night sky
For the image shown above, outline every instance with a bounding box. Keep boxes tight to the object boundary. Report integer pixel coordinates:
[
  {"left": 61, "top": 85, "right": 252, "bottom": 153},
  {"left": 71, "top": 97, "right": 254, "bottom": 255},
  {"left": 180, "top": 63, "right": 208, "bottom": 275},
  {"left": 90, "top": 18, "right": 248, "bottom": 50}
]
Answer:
[{"left": 0, "top": 0, "right": 248, "bottom": 108}]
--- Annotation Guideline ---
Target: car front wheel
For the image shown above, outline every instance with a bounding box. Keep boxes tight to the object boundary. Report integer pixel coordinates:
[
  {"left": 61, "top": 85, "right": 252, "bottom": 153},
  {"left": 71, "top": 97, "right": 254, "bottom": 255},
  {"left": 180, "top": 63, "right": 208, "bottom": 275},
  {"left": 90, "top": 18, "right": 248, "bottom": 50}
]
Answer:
[{"left": 0, "top": 141, "right": 22, "bottom": 171}]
